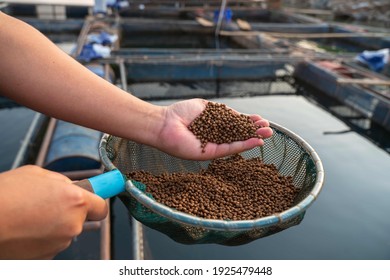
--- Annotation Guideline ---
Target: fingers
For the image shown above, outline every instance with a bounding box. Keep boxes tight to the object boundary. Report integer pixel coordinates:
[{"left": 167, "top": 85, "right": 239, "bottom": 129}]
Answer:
[
  {"left": 16, "top": 165, "right": 72, "bottom": 183},
  {"left": 205, "top": 137, "right": 263, "bottom": 160},
  {"left": 257, "top": 126, "right": 273, "bottom": 139},
  {"left": 202, "top": 124, "right": 273, "bottom": 159},
  {"left": 44, "top": 170, "right": 73, "bottom": 183},
  {"left": 47, "top": 171, "right": 107, "bottom": 220},
  {"left": 189, "top": 112, "right": 273, "bottom": 160},
  {"left": 254, "top": 118, "right": 270, "bottom": 128},
  {"left": 249, "top": 114, "right": 262, "bottom": 122},
  {"left": 228, "top": 138, "right": 265, "bottom": 155},
  {"left": 0, "top": 166, "right": 108, "bottom": 260},
  {"left": 82, "top": 190, "right": 108, "bottom": 221},
  {"left": 250, "top": 115, "right": 273, "bottom": 139},
  {"left": 52, "top": 174, "right": 108, "bottom": 221}
]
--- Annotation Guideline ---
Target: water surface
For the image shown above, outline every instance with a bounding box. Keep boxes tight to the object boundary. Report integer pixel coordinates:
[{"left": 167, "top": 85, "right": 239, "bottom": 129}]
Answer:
[{"left": 0, "top": 106, "right": 38, "bottom": 172}]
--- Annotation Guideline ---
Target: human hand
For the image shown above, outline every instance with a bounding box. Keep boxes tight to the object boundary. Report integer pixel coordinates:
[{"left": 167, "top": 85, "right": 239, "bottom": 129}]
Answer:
[
  {"left": 156, "top": 98, "right": 273, "bottom": 160},
  {"left": 0, "top": 165, "right": 107, "bottom": 259}
]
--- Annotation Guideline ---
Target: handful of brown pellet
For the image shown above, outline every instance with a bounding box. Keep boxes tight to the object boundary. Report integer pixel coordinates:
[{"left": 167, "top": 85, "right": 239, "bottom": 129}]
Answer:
[
  {"left": 188, "top": 102, "right": 261, "bottom": 152},
  {"left": 128, "top": 154, "right": 299, "bottom": 221}
]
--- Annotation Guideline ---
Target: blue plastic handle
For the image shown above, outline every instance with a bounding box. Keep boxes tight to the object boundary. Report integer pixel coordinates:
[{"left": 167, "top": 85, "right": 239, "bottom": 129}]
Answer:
[{"left": 86, "top": 169, "right": 126, "bottom": 199}]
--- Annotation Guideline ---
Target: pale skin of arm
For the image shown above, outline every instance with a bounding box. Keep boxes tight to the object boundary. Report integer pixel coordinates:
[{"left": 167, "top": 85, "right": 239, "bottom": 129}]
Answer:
[{"left": 0, "top": 13, "right": 273, "bottom": 259}]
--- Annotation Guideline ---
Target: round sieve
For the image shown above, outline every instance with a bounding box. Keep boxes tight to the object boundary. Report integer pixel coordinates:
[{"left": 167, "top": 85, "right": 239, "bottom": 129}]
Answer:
[{"left": 97, "top": 121, "right": 324, "bottom": 245}]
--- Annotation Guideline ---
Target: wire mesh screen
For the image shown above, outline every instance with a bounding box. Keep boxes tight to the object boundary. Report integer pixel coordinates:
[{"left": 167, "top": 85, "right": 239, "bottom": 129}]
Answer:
[
  {"left": 122, "top": 59, "right": 296, "bottom": 100},
  {"left": 101, "top": 123, "right": 323, "bottom": 245},
  {"left": 127, "top": 80, "right": 294, "bottom": 101}
]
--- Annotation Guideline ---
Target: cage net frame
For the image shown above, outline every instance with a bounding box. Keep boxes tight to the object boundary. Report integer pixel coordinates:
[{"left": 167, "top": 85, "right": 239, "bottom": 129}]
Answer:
[
  {"left": 99, "top": 121, "right": 324, "bottom": 245},
  {"left": 113, "top": 58, "right": 297, "bottom": 102}
]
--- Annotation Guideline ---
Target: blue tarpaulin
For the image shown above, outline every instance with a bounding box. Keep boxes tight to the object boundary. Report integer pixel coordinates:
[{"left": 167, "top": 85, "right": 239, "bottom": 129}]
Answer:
[
  {"left": 77, "top": 43, "right": 111, "bottom": 62},
  {"left": 355, "top": 48, "right": 389, "bottom": 72}
]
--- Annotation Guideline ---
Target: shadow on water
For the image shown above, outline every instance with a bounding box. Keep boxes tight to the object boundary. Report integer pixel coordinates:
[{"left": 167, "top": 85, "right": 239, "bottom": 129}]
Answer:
[{"left": 295, "top": 80, "right": 390, "bottom": 154}]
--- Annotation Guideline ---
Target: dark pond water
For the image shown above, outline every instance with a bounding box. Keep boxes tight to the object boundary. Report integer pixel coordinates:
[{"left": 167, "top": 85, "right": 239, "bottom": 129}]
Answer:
[
  {"left": 0, "top": 106, "right": 38, "bottom": 172},
  {"left": 311, "top": 38, "right": 374, "bottom": 53},
  {"left": 120, "top": 31, "right": 245, "bottom": 49}
]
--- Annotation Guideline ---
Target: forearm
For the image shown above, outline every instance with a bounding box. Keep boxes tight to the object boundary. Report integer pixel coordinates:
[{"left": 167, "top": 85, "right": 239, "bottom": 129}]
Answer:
[{"left": 0, "top": 13, "right": 165, "bottom": 147}]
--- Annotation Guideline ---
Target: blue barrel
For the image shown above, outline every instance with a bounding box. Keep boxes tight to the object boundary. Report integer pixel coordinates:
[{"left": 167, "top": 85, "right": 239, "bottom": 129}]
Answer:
[{"left": 44, "top": 121, "right": 102, "bottom": 172}]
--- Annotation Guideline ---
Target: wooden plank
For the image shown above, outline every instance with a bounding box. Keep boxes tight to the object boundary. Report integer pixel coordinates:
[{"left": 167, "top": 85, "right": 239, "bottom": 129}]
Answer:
[
  {"left": 2, "top": 0, "right": 94, "bottom": 6},
  {"left": 219, "top": 30, "right": 390, "bottom": 38},
  {"left": 267, "top": 0, "right": 281, "bottom": 9},
  {"left": 236, "top": 18, "right": 251, "bottom": 31},
  {"left": 283, "top": 7, "right": 333, "bottom": 15},
  {"left": 195, "top": 17, "right": 214, "bottom": 27},
  {"left": 337, "top": 78, "right": 390, "bottom": 86}
]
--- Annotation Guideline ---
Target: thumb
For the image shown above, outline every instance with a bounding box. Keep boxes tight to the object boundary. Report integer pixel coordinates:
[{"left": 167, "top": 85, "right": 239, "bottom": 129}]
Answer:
[{"left": 82, "top": 189, "right": 108, "bottom": 221}]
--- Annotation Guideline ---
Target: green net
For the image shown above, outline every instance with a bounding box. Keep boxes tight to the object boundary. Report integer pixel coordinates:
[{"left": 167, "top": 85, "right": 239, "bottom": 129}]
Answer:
[{"left": 100, "top": 122, "right": 324, "bottom": 245}]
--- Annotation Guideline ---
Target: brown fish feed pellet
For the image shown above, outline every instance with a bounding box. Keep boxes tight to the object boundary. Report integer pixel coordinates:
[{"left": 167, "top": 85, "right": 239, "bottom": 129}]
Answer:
[
  {"left": 127, "top": 154, "right": 299, "bottom": 221},
  {"left": 188, "top": 102, "right": 261, "bottom": 152}
]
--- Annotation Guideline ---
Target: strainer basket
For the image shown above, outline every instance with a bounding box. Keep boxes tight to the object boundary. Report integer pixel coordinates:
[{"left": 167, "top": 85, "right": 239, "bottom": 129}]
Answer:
[{"left": 99, "top": 122, "right": 324, "bottom": 246}]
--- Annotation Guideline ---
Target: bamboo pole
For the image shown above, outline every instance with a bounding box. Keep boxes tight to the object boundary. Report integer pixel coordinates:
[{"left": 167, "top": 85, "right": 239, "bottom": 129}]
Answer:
[
  {"left": 236, "top": 18, "right": 252, "bottom": 31},
  {"left": 219, "top": 30, "right": 390, "bottom": 38},
  {"left": 283, "top": 8, "right": 333, "bottom": 15},
  {"left": 267, "top": 0, "right": 281, "bottom": 9},
  {"left": 337, "top": 78, "right": 390, "bottom": 86},
  {"left": 196, "top": 17, "right": 214, "bottom": 27}
]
